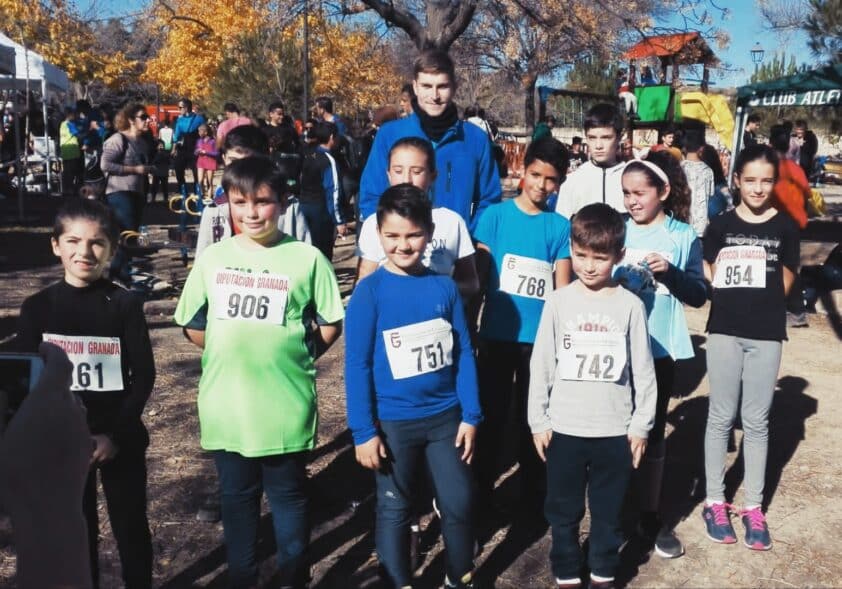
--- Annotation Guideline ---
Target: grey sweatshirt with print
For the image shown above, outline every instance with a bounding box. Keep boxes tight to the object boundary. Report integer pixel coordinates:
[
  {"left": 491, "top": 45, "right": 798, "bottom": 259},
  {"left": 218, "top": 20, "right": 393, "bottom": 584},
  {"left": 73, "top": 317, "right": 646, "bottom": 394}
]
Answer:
[{"left": 527, "top": 281, "right": 657, "bottom": 440}]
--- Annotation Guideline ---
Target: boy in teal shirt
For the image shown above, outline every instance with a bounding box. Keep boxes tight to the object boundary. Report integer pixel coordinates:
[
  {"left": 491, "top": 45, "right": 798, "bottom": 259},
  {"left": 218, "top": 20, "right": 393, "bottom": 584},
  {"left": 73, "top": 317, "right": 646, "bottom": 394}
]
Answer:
[{"left": 175, "top": 156, "right": 344, "bottom": 587}]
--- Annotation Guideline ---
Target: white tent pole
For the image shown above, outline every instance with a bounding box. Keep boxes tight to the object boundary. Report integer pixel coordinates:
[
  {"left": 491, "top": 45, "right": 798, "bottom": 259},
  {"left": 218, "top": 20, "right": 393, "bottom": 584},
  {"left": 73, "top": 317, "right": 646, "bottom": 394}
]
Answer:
[
  {"left": 42, "top": 76, "right": 51, "bottom": 193},
  {"left": 728, "top": 105, "right": 747, "bottom": 189}
]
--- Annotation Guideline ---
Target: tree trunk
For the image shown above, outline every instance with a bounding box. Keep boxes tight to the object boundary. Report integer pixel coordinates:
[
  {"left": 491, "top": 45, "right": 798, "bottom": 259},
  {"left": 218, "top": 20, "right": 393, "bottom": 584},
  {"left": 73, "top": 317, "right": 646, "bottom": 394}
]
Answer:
[{"left": 523, "top": 74, "right": 538, "bottom": 133}]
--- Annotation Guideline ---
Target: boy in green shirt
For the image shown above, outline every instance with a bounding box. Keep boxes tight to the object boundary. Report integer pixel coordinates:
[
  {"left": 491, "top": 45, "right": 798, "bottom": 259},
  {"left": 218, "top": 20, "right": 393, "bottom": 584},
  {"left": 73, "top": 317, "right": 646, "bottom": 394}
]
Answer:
[{"left": 175, "top": 156, "right": 344, "bottom": 588}]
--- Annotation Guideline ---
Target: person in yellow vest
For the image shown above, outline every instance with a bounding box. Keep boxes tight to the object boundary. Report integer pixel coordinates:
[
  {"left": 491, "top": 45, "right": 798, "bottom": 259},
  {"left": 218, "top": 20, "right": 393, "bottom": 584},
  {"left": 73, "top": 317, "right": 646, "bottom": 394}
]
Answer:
[{"left": 60, "top": 107, "right": 84, "bottom": 197}]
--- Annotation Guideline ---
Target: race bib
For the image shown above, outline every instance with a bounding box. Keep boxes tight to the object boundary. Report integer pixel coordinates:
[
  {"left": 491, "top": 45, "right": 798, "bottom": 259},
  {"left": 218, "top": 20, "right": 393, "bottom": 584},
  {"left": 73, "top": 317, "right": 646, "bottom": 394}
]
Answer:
[
  {"left": 619, "top": 248, "right": 674, "bottom": 295},
  {"left": 43, "top": 333, "right": 124, "bottom": 392},
  {"left": 499, "top": 254, "right": 552, "bottom": 300},
  {"left": 558, "top": 331, "right": 627, "bottom": 382},
  {"left": 212, "top": 269, "right": 289, "bottom": 324},
  {"left": 383, "top": 318, "right": 454, "bottom": 380},
  {"left": 712, "top": 246, "right": 766, "bottom": 289}
]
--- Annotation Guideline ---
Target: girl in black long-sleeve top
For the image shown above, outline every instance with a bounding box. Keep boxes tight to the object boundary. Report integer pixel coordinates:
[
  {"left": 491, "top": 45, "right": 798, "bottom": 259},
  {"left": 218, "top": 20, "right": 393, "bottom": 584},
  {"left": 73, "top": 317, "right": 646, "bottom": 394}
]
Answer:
[{"left": 15, "top": 198, "right": 155, "bottom": 589}]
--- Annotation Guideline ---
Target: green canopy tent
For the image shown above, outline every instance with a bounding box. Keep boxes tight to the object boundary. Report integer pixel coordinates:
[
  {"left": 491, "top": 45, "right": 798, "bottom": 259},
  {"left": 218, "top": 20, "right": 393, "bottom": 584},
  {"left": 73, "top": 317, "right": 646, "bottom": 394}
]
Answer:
[{"left": 729, "top": 64, "right": 842, "bottom": 178}]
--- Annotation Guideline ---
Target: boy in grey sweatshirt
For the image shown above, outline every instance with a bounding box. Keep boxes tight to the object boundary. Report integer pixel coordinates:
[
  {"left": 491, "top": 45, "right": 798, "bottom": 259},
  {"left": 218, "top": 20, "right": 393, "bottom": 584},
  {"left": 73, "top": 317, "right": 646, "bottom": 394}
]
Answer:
[{"left": 528, "top": 203, "right": 657, "bottom": 589}]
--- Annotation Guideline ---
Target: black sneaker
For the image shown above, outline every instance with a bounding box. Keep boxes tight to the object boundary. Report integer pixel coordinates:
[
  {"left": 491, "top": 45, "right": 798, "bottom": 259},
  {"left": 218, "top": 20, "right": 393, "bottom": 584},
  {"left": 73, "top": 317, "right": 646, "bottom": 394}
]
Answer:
[
  {"left": 654, "top": 526, "right": 685, "bottom": 558},
  {"left": 196, "top": 495, "right": 221, "bottom": 523}
]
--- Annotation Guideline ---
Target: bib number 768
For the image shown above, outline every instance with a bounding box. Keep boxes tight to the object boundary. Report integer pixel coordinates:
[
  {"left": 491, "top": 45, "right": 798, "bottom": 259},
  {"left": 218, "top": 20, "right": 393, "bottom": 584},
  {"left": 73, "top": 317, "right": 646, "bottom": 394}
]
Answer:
[{"left": 517, "top": 274, "right": 546, "bottom": 298}]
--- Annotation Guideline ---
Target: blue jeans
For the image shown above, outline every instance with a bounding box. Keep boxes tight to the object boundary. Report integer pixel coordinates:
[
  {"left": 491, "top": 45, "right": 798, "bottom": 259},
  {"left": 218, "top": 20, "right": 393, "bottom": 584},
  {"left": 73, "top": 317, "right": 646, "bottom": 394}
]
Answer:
[
  {"left": 376, "top": 406, "right": 475, "bottom": 587},
  {"left": 106, "top": 190, "right": 144, "bottom": 283},
  {"left": 544, "top": 433, "right": 631, "bottom": 580},
  {"left": 212, "top": 450, "right": 310, "bottom": 588},
  {"left": 298, "top": 201, "right": 336, "bottom": 260}
]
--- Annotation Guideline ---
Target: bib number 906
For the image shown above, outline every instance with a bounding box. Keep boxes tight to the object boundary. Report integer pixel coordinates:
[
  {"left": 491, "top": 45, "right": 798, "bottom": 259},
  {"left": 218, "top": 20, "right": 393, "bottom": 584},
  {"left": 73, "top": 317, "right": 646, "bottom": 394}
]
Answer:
[{"left": 227, "top": 293, "right": 270, "bottom": 320}]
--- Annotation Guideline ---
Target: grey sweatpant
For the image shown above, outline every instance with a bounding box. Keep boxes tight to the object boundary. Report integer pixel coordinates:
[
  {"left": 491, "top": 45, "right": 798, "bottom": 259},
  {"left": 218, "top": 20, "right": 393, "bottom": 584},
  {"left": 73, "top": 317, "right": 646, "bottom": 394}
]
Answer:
[{"left": 704, "top": 333, "right": 782, "bottom": 506}]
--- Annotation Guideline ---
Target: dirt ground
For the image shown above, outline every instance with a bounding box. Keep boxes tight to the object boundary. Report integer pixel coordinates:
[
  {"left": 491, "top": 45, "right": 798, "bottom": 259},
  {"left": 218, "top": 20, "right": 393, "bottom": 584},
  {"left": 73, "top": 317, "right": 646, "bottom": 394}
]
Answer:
[{"left": 0, "top": 194, "right": 841, "bottom": 589}]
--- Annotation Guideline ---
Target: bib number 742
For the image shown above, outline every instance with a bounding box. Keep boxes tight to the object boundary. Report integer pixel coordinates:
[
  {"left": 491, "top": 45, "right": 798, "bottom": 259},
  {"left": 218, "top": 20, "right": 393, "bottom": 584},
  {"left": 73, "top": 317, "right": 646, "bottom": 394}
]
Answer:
[{"left": 573, "top": 353, "right": 615, "bottom": 381}]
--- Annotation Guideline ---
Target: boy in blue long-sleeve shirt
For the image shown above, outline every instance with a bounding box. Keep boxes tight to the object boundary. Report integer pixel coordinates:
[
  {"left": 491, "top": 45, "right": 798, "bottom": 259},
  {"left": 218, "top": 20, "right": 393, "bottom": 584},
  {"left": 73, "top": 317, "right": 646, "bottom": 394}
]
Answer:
[
  {"left": 299, "top": 121, "right": 348, "bottom": 260},
  {"left": 345, "top": 184, "right": 481, "bottom": 589},
  {"left": 357, "top": 49, "right": 501, "bottom": 232}
]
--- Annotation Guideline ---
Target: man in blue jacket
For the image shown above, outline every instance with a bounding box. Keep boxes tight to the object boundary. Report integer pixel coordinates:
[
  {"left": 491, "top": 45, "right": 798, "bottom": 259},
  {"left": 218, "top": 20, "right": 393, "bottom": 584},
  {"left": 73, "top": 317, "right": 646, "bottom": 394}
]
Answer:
[{"left": 358, "top": 50, "right": 502, "bottom": 232}]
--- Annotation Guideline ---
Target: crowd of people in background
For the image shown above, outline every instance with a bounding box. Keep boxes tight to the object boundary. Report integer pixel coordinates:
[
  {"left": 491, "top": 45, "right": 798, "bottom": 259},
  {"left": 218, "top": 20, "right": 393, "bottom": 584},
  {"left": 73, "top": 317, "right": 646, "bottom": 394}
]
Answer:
[{"left": 0, "top": 44, "right": 826, "bottom": 589}]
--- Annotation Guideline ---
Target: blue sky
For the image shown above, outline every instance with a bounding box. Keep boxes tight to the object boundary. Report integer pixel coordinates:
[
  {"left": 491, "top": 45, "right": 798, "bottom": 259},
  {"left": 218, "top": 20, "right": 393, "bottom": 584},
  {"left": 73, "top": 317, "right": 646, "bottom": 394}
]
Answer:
[{"left": 77, "top": 0, "right": 815, "bottom": 88}]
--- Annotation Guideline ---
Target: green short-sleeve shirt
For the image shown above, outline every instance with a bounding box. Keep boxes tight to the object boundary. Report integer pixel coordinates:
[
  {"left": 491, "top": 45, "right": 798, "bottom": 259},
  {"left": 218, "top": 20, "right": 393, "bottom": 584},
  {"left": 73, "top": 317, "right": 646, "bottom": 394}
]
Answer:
[{"left": 175, "top": 235, "right": 344, "bottom": 457}]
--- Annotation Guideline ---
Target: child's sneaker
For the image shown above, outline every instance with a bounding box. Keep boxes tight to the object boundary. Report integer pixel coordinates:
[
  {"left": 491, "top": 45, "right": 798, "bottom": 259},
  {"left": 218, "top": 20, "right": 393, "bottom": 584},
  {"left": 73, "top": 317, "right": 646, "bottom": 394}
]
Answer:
[
  {"left": 444, "top": 571, "right": 474, "bottom": 588},
  {"left": 740, "top": 506, "right": 772, "bottom": 550},
  {"left": 701, "top": 502, "right": 737, "bottom": 544}
]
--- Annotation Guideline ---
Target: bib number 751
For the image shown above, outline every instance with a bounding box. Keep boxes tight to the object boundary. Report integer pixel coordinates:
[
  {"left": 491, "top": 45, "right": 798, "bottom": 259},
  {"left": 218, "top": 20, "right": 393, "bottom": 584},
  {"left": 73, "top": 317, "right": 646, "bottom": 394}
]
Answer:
[{"left": 411, "top": 342, "right": 447, "bottom": 372}]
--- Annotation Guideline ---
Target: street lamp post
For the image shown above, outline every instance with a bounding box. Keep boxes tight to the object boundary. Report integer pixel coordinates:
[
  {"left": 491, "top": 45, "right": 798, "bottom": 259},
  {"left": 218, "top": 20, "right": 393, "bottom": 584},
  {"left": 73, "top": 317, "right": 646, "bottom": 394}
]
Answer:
[{"left": 750, "top": 42, "right": 765, "bottom": 78}]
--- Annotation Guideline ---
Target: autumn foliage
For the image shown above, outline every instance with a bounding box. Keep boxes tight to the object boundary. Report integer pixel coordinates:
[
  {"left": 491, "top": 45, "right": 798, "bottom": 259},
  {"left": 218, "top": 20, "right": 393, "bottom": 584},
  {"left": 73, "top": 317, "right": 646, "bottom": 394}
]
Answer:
[
  {"left": 2, "top": 0, "right": 136, "bottom": 86},
  {"left": 144, "top": 1, "right": 403, "bottom": 110}
]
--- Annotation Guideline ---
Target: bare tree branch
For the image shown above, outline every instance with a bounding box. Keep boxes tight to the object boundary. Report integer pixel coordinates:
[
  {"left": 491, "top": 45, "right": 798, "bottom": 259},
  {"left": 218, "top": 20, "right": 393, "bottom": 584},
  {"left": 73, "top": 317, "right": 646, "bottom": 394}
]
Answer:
[{"left": 154, "top": 0, "right": 214, "bottom": 36}]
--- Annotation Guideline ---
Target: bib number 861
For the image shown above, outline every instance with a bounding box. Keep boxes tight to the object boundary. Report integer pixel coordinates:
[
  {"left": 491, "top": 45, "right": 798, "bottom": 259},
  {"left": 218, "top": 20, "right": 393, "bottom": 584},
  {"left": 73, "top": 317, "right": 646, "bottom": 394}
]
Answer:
[
  {"left": 227, "top": 293, "right": 270, "bottom": 320},
  {"left": 76, "top": 362, "right": 104, "bottom": 389},
  {"left": 723, "top": 264, "right": 753, "bottom": 286},
  {"left": 575, "top": 353, "right": 615, "bottom": 381},
  {"left": 517, "top": 274, "right": 546, "bottom": 298}
]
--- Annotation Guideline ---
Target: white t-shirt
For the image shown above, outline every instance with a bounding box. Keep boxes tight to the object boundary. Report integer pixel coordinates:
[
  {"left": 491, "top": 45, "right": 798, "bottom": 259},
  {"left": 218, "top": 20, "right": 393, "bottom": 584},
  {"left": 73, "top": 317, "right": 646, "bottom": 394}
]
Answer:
[{"left": 356, "top": 207, "right": 475, "bottom": 276}]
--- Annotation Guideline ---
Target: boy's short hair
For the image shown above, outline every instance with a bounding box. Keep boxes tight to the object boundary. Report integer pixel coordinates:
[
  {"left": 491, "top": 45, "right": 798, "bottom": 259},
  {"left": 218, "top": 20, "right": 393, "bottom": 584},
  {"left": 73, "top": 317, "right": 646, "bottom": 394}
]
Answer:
[
  {"left": 224, "top": 102, "right": 239, "bottom": 114},
  {"left": 53, "top": 197, "right": 119, "bottom": 250},
  {"left": 570, "top": 203, "right": 625, "bottom": 257},
  {"left": 401, "top": 83, "right": 414, "bottom": 96},
  {"left": 268, "top": 101, "right": 284, "bottom": 112},
  {"left": 314, "top": 121, "right": 338, "bottom": 144},
  {"left": 747, "top": 113, "right": 761, "bottom": 124},
  {"left": 769, "top": 124, "right": 791, "bottom": 154},
  {"left": 223, "top": 125, "right": 269, "bottom": 155},
  {"left": 682, "top": 132, "right": 705, "bottom": 153},
  {"left": 583, "top": 103, "right": 623, "bottom": 134},
  {"left": 413, "top": 50, "right": 456, "bottom": 84},
  {"left": 222, "top": 156, "right": 289, "bottom": 202},
  {"left": 389, "top": 136, "right": 437, "bottom": 174},
  {"left": 524, "top": 136, "right": 569, "bottom": 178},
  {"left": 376, "top": 183, "right": 434, "bottom": 234},
  {"left": 315, "top": 96, "right": 334, "bottom": 113},
  {"left": 571, "top": 136, "right": 582, "bottom": 145}
]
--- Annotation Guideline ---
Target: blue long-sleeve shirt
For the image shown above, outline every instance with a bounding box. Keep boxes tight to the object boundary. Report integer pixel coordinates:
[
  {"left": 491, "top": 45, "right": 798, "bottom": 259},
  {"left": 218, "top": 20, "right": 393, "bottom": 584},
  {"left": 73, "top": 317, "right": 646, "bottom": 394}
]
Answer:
[
  {"left": 319, "top": 146, "right": 344, "bottom": 224},
  {"left": 358, "top": 114, "right": 502, "bottom": 232},
  {"left": 173, "top": 112, "right": 207, "bottom": 143},
  {"left": 345, "top": 268, "right": 482, "bottom": 445}
]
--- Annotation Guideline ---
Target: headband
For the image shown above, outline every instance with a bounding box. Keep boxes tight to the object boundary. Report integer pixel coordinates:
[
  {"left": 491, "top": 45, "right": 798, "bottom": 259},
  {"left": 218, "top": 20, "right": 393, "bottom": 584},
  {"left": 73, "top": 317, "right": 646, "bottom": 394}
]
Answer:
[{"left": 624, "top": 159, "right": 670, "bottom": 185}]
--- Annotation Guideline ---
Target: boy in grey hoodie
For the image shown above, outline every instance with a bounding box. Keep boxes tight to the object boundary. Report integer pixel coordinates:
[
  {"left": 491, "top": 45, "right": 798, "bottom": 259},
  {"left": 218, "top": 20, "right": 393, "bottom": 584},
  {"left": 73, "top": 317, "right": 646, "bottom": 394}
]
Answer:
[{"left": 528, "top": 203, "right": 657, "bottom": 589}]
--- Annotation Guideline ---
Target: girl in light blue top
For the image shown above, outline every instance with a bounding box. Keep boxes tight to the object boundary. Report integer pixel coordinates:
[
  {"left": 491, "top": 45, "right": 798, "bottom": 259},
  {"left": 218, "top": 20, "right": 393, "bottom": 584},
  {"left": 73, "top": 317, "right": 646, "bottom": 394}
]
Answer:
[{"left": 614, "top": 150, "right": 707, "bottom": 560}]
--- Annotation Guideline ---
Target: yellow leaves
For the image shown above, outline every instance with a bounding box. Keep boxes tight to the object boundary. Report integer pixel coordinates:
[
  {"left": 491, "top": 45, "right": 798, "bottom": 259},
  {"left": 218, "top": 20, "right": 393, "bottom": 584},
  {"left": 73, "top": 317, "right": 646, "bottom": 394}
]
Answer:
[
  {"left": 306, "top": 15, "right": 403, "bottom": 110},
  {"left": 145, "top": 5, "right": 402, "bottom": 110},
  {"left": 1, "top": 0, "right": 137, "bottom": 86},
  {"left": 143, "top": 0, "right": 269, "bottom": 98}
]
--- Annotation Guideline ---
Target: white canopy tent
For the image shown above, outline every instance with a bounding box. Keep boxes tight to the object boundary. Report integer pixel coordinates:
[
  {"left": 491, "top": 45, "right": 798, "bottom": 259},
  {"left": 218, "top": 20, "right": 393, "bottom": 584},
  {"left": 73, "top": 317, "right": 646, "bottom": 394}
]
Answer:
[
  {"left": 0, "top": 33, "right": 70, "bottom": 215},
  {"left": 0, "top": 31, "right": 70, "bottom": 94}
]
